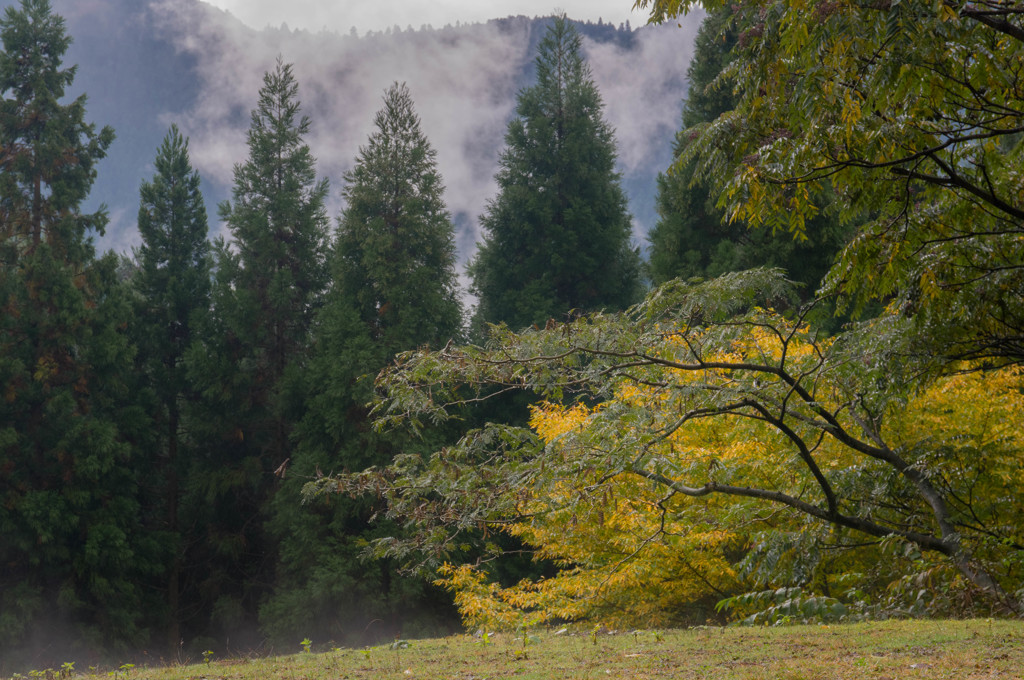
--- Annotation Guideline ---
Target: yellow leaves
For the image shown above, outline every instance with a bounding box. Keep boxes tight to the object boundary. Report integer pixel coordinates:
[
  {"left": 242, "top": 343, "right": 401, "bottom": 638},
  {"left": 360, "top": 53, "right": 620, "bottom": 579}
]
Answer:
[
  {"left": 529, "top": 401, "right": 596, "bottom": 444},
  {"left": 887, "top": 365, "right": 1024, "bottom": 460},
  {"left": 33, "top": 354, "right": 58, "bottom": 383},
  {"left": 841, "top": 88, "right": 863, "bottom": 142}
]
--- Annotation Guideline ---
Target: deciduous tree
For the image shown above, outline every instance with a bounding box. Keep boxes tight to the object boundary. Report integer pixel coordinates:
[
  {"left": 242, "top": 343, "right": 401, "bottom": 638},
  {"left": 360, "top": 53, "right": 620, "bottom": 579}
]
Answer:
[
  {"left": 636, "top": 0, "right": 1024, "bottom": 369},
  {"left": 647, "top": 6, "right": 848, "bottom": 299},
  {"left": 308, "top": 271, "right": 1024, "bottom": 621}
]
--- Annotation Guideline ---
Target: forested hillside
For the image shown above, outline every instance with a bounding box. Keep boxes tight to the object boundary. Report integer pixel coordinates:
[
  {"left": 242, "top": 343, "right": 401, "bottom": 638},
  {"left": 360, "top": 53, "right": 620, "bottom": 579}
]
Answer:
[
  {"left": 0, "top": 0, "right": 697, "bottom": 259},
  {"left": 2, "top": 0, "right": 1022, "bottom": 675},
  {"left": 0, "top": 1, "right": 701, "bottom": 670}
]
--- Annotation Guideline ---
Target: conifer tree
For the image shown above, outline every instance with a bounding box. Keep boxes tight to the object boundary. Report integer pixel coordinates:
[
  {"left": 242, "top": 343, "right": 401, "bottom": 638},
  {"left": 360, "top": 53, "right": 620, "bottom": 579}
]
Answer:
[
  {"left": 469, "top": 15, "right": 641, "bottom": 332},
  {"left": 335, "top": 81, "right": 463, "bottom": 352},
  {"left": 186, "top": 58, "right": 330, "bottom": 636},
  {"left": 132, "top": 124, "right": 211, "bottom": 649},
  {"left": 262, "top": 82, "right": 463, "bottom": 644},
  {"left": 0, "top": 0, "right": 158, "bottom": 652}
]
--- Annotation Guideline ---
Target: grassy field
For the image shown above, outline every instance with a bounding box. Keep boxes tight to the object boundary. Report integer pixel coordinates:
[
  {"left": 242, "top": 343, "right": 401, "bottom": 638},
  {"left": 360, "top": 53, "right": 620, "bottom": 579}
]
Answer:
[{"left": 8, "top": 619, "right": 1023, "bottom": 680}]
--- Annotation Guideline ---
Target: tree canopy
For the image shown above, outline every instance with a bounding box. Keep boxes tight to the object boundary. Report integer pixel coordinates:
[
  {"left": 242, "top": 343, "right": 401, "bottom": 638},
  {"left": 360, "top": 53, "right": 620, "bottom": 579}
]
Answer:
[
  {"left": 636, "top": 0, "right": 1024, "bottom": 370},
  {"left": 132, "top": 124, "right": 211, "bottom": 648},
  {"left": 646, "top": 5, "right": 849, "bottom": 300},
  {"left": 303, "top": 0, "right": 1024, "bottom": 625},
  {"left": 0, "top": 0, "right": 159, "bottom": 650},
  {"left": 335, "top": 81, "right": 463, "bottom": 353},
  {"left": 308, "top": 270, "right": 1024, "bottom": 622}
]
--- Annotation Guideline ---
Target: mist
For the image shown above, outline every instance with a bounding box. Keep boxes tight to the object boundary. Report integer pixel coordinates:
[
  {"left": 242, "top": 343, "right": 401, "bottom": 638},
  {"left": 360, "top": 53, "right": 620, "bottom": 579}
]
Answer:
[{"left": 18, "top": 0, "right": 704, "bottom": 268}]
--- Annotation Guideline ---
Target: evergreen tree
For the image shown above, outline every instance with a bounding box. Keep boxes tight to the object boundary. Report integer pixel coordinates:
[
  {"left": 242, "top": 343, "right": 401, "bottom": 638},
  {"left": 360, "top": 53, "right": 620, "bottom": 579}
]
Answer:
[
  {"left": 131, "top": 124, "right": 211, "bottom": 650},
  {"left": 335, "top": 81, "right": 463, "bottom": 353},
  {"left": 262, "top": 82, "right": 463, "bottom": 645},
  {"left": 0, "top": 0, "right": 159, "bottom": 655},
  {"left": 647, "top": 7, "right": 848, "bottom": 299},
  {"left": 469, "top": 15, "right": 641, "bottom": 332},
  {"left": 185, "top": 58, "right": 330, "bottom": 639}
]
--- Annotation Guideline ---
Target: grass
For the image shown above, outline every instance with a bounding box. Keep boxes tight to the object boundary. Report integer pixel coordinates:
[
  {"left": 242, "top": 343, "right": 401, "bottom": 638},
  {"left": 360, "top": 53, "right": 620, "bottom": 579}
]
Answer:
[{"left": 7, "top": 619, "right": 1022, "bottom": 680}]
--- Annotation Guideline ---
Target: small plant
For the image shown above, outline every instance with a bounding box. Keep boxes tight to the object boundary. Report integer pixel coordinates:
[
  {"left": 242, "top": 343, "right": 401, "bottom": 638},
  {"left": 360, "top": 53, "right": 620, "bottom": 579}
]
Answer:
[
  {"left": 59, "top": 662, "right": 75, "bottom": 679},
  {"left": 110, "top": 663, "right": 135, "bottom": 680},
  {"left": 300, "top": 637, "right": 313, "bottom": 653},
  {"left": 202, "top": 650, "right": 214, "bottom": 666},
  {"left": 511, "top": 627, "right": 539, "bottom": 661}
]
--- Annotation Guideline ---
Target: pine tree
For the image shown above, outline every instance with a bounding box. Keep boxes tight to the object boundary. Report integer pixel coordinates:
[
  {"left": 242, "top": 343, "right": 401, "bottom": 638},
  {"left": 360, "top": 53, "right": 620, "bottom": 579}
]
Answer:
[
  {"left": 0, "top": 0, "right": 159, "bottom": 653},
  {"left": 469, "top": 15, "right": 641, "bottom": 332},
  {"left": 262, "top": 82, "right": 463, "bottom": 645},
  {"left": 185, "top": 58, "right": 330, "bottom": 638},
  {"left": 131, "top": 124, "right": 211, "bottom": 650}
]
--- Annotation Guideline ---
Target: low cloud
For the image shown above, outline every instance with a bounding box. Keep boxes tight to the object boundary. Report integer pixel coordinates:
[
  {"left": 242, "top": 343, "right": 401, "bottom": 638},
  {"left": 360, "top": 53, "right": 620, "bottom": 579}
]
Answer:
[{"left": 146, "top": 2, "right": 703, "bottom": 264}]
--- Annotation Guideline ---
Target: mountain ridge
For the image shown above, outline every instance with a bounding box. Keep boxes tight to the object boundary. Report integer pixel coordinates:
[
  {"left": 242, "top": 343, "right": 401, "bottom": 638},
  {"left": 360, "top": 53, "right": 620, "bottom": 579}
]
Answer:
[{"left": 0, "top": 0, "right": 702, "bottom": 263}]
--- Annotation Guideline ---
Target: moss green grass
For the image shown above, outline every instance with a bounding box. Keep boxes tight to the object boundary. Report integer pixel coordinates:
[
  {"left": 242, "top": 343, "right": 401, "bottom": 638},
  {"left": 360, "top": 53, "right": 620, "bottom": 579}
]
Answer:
[{"left": 9, "top": 619, "right": 1022, "bottom": 680}]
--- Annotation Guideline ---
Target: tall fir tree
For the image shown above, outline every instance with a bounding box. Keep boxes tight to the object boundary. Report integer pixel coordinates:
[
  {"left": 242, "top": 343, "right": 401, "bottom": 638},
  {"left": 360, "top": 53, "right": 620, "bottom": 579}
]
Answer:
[
  {"left": 647, "top": 7, "right": 848, "bottom": 301},
  {"left": 185, "top": 58, "right": 330, "bottom": 640},
  {"left": 0, "top": 0, "right": 160, "bottom": 657},
  {"left": 131, "top": 124, "right": 211, "bottom": 650},
  {"left": 469, "top": 15, "right": 641, "bottom": 332},
  {"left": 262, "top": 82, "right": 463, "bottom": 645},
  {"left": 335, "top": 81, "right": 463, "bottom": 353}
]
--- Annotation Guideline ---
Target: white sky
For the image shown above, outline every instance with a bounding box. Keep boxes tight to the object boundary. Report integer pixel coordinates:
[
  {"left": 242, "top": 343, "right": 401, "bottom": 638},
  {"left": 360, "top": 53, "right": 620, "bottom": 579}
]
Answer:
[{"left": 201, "top": 0, "right": 650, "bottom": 34}]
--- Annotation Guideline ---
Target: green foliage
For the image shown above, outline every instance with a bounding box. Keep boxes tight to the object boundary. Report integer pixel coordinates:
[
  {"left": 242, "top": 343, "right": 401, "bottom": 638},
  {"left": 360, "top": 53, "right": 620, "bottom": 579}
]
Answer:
[
  {"left": 334, "top": 81, "right": 463, "bottom": 353},
  {"left": 309, "top": 271, "right": 1024, "bottom": 624},
  {"left": 130, "top": 123, "right": 212, "bottom": 647},
  {"left": 638, "top": 0, "right": 1024, "bottom": 370},
  {"left": 0, "top": 0, "right": 164, "bottom": 653},
  {"left": 647, "top": 5, "right": 850, "bottom": 310},
  {"left": 134, "top": 124, "right": 211, "bottom": 404},
  {"left": 261, "top": 82, "right": 464, "bottom": 645},
  {"left": 469, "top": 15, "right": 642, "bottom": 332},
  {"left": 183, "top": 57, "right": 331, "bottom": 640},
  {"left": 716, "top": 587, "right": 849, "bottom": 625}
]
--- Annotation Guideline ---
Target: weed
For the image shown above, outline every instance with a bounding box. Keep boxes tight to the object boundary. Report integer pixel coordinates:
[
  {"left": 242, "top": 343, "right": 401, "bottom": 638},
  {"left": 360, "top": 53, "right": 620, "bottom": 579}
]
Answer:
[
  {"left": 300, "top": 638, "right": 312, "bottom": 654},
  {"left": 511, "top": 627, "right": 539, "bottom": 661},
  {"left": 201, "top": 650, "right": 214, "bottom": 667},
  {"left": 59, "top": 663, "right": 74, "bottom": 679}
]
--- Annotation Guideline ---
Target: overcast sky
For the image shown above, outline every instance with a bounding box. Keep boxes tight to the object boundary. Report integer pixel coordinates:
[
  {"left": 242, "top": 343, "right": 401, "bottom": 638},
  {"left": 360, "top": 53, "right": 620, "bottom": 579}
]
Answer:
[{"left": 201, "top": 0, "right": 650, "bottom": 34}]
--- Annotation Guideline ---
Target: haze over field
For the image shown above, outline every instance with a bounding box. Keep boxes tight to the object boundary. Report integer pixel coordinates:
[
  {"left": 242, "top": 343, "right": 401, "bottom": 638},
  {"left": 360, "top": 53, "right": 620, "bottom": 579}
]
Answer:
[{"left": 1, "top": 0, "right": 702, "bottom": 265}]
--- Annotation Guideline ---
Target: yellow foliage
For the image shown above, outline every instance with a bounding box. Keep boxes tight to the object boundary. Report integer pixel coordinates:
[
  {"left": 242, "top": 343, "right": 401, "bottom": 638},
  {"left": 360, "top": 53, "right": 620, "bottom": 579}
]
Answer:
[{"left": 438, "top": 310, "right": 1024, "bottom": 628}]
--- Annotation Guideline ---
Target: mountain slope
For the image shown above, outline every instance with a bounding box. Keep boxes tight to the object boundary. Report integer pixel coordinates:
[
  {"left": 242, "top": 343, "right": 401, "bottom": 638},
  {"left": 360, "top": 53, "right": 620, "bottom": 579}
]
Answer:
[{"left": 1, "top": 0, "right": 701, "bottom": 262}]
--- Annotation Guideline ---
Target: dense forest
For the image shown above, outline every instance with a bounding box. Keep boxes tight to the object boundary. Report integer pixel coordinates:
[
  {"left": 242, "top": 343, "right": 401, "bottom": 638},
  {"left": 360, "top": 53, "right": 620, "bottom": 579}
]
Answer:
[{"left": 2, "top": 0, "right": 1023, "bottom": 675}]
